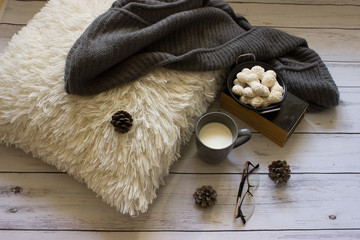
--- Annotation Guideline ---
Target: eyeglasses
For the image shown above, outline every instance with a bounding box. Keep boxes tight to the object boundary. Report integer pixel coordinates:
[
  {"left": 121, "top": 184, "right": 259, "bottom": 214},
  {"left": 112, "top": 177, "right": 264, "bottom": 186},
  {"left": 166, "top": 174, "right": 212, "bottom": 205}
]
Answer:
[{"left": 234, "top": 161, "right": 260, "bottom": 224}]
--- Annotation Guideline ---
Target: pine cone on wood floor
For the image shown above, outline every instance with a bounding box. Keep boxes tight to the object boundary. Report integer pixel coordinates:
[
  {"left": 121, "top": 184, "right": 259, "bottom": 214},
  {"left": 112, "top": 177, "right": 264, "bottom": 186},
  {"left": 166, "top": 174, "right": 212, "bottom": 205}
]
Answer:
[
  {"left": 268, "top": 160, "right": 291, "bottom": 184},
  {"left": 111, "top": 110, "right": 133, "bottom": 133},
  {"left": 193, "top": 185, "right": 217, "bottom": 208}
]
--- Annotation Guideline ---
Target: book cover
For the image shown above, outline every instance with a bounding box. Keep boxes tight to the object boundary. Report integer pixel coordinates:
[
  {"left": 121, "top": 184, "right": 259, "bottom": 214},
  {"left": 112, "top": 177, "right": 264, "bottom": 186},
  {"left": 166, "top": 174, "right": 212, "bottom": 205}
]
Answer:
[{"left": 221, "top": 89, "right": 309, "bottom": 147}]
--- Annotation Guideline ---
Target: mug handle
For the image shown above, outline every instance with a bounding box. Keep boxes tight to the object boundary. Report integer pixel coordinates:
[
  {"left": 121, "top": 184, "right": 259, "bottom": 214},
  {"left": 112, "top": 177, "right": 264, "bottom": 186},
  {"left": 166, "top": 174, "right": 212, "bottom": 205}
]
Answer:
[{"left": 233, "top": 129, "right": 252, "bottom": 148}]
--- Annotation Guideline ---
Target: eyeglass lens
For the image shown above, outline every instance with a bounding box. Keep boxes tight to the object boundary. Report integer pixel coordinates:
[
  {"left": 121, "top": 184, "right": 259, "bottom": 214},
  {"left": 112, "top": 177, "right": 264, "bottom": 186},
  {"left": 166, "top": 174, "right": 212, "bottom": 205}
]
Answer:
[{"left": 238, "top": 173, "right": 259, "bottom": 223}]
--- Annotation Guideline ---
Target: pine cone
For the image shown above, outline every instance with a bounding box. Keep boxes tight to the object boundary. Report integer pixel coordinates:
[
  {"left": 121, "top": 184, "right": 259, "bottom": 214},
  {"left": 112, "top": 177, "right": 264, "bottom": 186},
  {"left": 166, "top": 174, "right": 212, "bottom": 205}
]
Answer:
[
  {"left": 111, "top": 110, "right": 133, "bottom": 133},
  {"left": 193, "top": 185, "right": 217, "bottom": 208},
  {"left": 268, "top": 160, "right": 291, "bottom": 184}
]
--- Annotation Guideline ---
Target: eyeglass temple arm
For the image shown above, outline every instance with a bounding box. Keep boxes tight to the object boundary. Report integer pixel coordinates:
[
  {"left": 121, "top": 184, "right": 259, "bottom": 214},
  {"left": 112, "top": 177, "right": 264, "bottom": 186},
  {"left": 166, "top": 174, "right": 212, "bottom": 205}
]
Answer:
[
  {"left": 236, "top": 163, "right": 259, "bottom": 198},
  {"left": 234, "top": 196, "right": 247, "bottom": 223}
]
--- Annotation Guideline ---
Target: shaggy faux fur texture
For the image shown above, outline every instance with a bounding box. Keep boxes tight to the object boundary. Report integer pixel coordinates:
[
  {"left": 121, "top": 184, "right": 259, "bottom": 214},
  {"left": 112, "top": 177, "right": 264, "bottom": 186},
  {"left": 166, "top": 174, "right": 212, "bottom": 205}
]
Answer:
[{"left": 0, "top": 0, "right": 224, "bottom": 215}]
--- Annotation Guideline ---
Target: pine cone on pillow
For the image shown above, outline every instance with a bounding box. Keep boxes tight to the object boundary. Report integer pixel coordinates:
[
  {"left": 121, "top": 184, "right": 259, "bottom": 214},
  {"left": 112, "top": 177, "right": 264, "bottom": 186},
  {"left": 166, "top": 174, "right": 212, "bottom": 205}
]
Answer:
[{"left": 111, "top": 110, "right": 133, "bottom": 133}]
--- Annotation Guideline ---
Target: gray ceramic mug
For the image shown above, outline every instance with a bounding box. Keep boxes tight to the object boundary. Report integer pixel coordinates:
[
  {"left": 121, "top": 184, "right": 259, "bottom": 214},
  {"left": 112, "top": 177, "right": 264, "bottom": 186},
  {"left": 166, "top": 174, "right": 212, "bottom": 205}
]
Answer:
[{"left": 195, "top": 112, "right": 252, "bottom": 164}]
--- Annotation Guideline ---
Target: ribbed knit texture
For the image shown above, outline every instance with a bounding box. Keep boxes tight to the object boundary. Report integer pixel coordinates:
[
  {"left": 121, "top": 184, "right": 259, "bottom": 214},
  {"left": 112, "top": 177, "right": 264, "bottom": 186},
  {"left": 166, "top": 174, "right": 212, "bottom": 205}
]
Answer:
[{"left": 64, "top": 0, "right": 339, "bottom": 111}]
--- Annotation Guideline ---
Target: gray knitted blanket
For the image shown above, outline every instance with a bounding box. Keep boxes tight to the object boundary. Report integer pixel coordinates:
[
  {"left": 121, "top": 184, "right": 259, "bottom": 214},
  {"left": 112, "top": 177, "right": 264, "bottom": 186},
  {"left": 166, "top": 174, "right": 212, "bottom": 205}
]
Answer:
[{"left": 64, "top": 0, "right": 339, "bottom": 111}]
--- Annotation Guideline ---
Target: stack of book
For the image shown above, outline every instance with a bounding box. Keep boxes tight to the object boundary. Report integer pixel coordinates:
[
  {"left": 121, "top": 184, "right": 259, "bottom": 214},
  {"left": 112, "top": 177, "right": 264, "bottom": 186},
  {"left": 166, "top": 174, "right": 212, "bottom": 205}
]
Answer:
[{"left": 221, "top": 89, "right": 308, "bottom": 147}]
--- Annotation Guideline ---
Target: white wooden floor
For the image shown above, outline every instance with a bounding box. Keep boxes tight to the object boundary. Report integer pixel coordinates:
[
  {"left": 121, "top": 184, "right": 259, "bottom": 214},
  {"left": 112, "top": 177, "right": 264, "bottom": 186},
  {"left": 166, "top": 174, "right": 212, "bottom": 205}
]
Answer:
[{"left": 1, "top": 0, "right": 360, "bottom": 239}]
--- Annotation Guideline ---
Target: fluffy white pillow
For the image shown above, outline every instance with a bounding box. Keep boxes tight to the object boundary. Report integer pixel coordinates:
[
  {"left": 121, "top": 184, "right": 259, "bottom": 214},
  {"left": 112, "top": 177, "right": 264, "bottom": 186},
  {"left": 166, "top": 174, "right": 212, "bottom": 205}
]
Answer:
[{"left": 0, "top": 0, "right": 224, "bottom": 215}]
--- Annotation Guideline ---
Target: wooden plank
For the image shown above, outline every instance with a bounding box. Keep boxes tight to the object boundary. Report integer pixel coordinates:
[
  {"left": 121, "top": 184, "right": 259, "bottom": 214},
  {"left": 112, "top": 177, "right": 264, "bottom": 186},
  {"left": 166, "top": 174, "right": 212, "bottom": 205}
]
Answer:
[
  {"left": 229, "top": 3, "right": 360, "bottom": 29},
  {"left": 1, "top": 0, "right": 45, "bottom": 24},
  {"left": 300, "top": 88, "right": 360, "bottom": 133},
  {"left": 2, "top": 0, "right": 360, "bottom": 29},
  {"left": 171, "top": 133, "right": 360, "bottom": 173},
  {"left": 327, "top": 62, "right": 360, "bottom": 87},
  {"left": 281, "top": 28, "right": 360, "bottom": 62},
  {"left": 1, "top": 230, "right": 360, "bottom": 240},
  {"left": 0, "top": 23, "right": 22, "bottom": 52},
  {"left": 0, "top": 0, "right": 8, "bottom": 21},
  {"left": 2, "top": 133, "right": 360, "bottom": 174},
  {"left": 0, "top": 145, "right": 58, "bottom": 172},
  {"left": 0, "top": 173, "right": 359, "bottom": 230}
]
